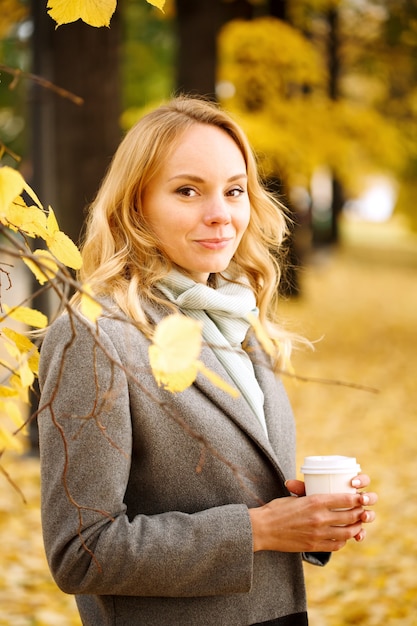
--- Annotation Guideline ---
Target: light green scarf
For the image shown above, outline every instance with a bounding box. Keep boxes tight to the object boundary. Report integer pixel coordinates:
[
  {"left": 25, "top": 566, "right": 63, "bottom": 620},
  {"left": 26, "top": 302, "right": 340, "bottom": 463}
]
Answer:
[{"left": 157, "top": 270, "right": 268, "bottom": 437}]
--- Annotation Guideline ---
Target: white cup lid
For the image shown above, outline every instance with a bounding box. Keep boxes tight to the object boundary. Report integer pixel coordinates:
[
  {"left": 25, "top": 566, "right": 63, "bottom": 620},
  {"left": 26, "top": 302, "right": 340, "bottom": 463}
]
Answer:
[{"left": 301, "top": 455, "right": 361, "bottom": 475}]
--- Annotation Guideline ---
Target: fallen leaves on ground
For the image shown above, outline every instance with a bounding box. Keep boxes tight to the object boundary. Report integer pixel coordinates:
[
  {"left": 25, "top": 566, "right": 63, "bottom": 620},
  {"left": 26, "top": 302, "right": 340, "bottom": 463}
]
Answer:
[
  {"left": 0, "top": 222, "right": 416, "bottom": 625},
  {"left": 282, "top": 229, "right": 417, "bottom": 626},
  {"left": 0, "top": 455, "right": 81, "bottom": 625}
]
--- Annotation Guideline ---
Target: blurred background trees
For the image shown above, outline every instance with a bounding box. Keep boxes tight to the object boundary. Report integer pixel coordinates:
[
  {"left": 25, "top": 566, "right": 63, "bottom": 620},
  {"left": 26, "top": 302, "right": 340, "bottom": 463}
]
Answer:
[
  {"left": 2, "top": 0, "right": 415, "bottom": 260},
  {"left": 1, "top": 0, "right": 416, "bottom": 251},
  {"left": 1, "top": 0, "right": 416, "bottom": 300}
]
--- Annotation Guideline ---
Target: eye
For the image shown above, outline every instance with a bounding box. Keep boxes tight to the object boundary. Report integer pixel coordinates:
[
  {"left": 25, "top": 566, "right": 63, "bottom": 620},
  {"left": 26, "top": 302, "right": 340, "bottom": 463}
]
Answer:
[
  {"left": 227, "top": 186, "right": 245, "bottom": 197},
  {"left": 176, "top": 186, "right": 198, "bottom": 197}
]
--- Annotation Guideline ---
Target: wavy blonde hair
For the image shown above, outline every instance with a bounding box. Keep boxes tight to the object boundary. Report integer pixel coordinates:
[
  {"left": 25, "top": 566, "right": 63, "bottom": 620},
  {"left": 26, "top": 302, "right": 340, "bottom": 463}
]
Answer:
[{"left": 75, "top": 96, "right": 295, "bottom": 362}]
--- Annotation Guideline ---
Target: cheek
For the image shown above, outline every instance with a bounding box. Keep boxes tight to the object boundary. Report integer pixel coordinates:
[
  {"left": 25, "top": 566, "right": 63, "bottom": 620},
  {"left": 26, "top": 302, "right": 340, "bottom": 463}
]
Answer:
[{"left": 239, "top": 207, "right": 251, "bottom": 233}]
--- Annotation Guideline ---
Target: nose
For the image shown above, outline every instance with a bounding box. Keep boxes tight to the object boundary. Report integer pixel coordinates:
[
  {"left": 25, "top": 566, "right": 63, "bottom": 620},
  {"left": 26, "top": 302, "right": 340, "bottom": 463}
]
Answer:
[{"left": 203, "top": 194, "right": 231, "bottom": 225}]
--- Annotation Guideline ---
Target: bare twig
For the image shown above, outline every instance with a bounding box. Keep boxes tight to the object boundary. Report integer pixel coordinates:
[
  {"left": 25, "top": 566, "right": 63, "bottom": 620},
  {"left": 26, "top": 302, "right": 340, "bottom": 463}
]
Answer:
[{"left": 0, "top": 64, "right": 84, "bottom": 106}]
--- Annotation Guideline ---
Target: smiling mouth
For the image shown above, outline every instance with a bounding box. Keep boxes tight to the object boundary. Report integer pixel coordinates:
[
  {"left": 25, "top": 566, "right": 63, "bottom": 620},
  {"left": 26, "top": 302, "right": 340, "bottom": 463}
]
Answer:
[{"left": 196, "top": 238, "right": 233, "bottom": 249}]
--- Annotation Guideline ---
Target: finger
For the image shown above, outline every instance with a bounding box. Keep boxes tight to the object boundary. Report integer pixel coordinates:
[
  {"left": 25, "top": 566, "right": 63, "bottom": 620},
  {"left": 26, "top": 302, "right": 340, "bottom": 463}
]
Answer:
[
  {"left": 284, "top": 479, "right": 305, "bottom": 496},
  {"left": 360, "top": 509, "right": 376, "bottom": 523},
  {"left": 354, "top": 529, "right": 367, "bottom": 542},
  {"left": 359, "top": 491, "right": 378, "bottom": 506},
  {"left": 351, "top": 473, "right": 370, "bottom": 489}
]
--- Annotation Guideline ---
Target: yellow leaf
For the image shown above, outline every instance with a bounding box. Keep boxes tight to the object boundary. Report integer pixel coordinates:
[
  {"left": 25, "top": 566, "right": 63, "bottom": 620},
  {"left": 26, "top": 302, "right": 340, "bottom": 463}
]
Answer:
[
  {"left": 47, "top": 0, "right": 117, "bottom": 27},
  {"left": 23, "top": 249, "right": 59, "bottom": 285},
  {"left": 0, "top": 426, "right": 23, "bottom": 452},
  {"left": 2, "top": 304, "right": 48, "bottom": 329},
  {"left": 149, "top": 315, "right": 202, "bottom": 393},
  {"left": 197, "top": 362, "right": 240, "bottom": 397},
  {"left": 18, "top": 359, "right": 34, "bottom": 388},
  {"left": 1, "top": 328, "right": 40, "bottom": 375},
  {"left": 149, "top": 349, "right": 198, "bottom": 393},
  {"left": 46, "top": 205, "right": 59, "bottom": 235},
  {"left": 146, "top": 0, "right": 165, "bottom": 11},
  {"left": 5, "top": 203, "right": 49, "bottom": 238},
  {"left": 3, "top": 400, "right": 26, "bottom": 429},
  {"left": 0, "top": 386, "right": 19, "bottom": 399},
  {"left": 247, "top": 313, "right": 275, "bottom": 357},
  {"left": 152, "top": 314, "right": 202, "bottom": 372},
  {"left": 9, "top": 373, "right": 30, "bottom": 404},
  {"left": 2, "top": 343, "right": 34, "bottom": 387},
  {"left": 22, "top": 180, "right": 43, "bottom": 209},
  {"left": 0, "top": 167, "right": 24, "bottom": 218},
  {"left": 80, "top": 284, "right": 103, "bottom": 323},
  {"left": 46, "top": 230, "right": 83, "bottom": 269}
]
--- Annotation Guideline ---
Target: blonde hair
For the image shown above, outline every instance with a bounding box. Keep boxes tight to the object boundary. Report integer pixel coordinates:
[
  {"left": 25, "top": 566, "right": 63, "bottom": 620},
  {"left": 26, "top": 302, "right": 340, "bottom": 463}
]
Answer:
[{"left": 75, "top": 96, "right": 294, "bottom": 363}]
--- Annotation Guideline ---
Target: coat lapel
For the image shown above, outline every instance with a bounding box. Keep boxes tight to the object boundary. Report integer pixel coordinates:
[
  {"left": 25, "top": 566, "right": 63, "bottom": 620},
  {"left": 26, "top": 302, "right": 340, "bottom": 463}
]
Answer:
[{"left": 145, "top": 300, "right": 286, "bottom": 478}]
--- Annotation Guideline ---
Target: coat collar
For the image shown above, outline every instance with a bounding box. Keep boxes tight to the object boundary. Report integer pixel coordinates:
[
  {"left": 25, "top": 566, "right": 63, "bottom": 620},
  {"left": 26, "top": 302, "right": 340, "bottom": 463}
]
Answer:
[{"left": 144, "top": 299, "right": 286, "bottom": 480}]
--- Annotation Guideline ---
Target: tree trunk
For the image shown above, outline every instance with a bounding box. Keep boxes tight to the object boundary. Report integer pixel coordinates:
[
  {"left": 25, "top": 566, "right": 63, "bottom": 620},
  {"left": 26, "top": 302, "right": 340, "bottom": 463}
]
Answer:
[
  {"left": 327, "top": 6, "right": 343, "bottom": 244},
  {"left": 176, "top": 0, "right": 224, "bottom": 97},
  {"left": 29, "top": 2, "right": 122, "bottom": 451},
  {"left": 269, "top": 0, "right": 288, "bottom": 20},
  {"left": 30, "top": 1, "right": 122, "bottom": 247}
]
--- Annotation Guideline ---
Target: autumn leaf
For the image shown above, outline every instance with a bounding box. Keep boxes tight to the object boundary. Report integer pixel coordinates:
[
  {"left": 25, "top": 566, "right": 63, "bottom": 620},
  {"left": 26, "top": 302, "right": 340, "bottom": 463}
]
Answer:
[
  {"left": 149, "top": 314, "right": 202, "bottom": 392},
  {"left": 2, "top": 340, "right": 35, "bottom": 388},
  {"left": 0, "top": 386, "right": 19, "bottom": 399},
  {"left": 44, "top": 207, "right": 82, "bottom": 269},
  {"left": 23, "top": 250, "right": 59, "bottom": 285},
  {"left": 197, "top": 363, "right": 239, "bottom": 398},
  {"left": 3, "top": 400, "right": 26, "bottom": 430},
  {"left": 149, "top": 314, "right": 239, "bottom": 396},
  {"left": 80, "top": 284, "right": 103, "bottom": 323},
  {"left": 0, "top": 425, "right": 23, "bottom": 452},
  {"left": 1, "top": 328, "right": 40, "bottom": 375},
  {"left": 146, "top": 0, "right": 166, "bottom": 11},
  {"left": 4, "top": 203, "right": 48, "bottom": 238},
  {"left": 1, "top": 304, "right": 48, "bottom": 329},
  {"left": 47, "top": 0, "right": 117, "bottom": 27},
  {"left": 0, "top": 167, "right": 24, "bottom": 219},
  {"left": 247, "top": 313, "right": 275, "bottom": 357}
]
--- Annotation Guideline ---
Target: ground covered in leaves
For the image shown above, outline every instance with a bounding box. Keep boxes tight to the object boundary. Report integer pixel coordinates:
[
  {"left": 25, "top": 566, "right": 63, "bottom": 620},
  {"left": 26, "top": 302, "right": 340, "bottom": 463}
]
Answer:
[{"left": 1, "top": 220, "right": 416, "bottom": 625}]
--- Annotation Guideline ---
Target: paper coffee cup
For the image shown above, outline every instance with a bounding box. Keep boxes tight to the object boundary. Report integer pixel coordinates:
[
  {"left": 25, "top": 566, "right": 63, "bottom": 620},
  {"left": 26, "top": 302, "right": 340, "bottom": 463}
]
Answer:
[{"left": 301, "top": 455, "right": 361, "bottom": 496}]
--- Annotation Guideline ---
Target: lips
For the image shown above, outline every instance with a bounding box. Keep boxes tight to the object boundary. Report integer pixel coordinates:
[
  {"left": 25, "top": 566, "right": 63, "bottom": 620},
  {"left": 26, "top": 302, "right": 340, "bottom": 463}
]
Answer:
[{"left": 195, "top": 238, "right": 233, "bottom": 249}]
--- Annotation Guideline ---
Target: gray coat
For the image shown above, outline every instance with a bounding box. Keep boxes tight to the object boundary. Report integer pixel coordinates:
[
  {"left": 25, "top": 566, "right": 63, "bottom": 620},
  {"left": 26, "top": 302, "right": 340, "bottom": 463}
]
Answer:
[{"left": 38, "top": 299, "right": 307, "bottom": 626}]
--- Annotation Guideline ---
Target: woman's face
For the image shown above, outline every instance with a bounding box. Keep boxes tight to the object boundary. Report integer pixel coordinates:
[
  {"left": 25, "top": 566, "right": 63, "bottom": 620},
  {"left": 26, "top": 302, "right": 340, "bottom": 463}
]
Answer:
[{"left": 142, "top": 123, "right": 250, "bottom": 283}]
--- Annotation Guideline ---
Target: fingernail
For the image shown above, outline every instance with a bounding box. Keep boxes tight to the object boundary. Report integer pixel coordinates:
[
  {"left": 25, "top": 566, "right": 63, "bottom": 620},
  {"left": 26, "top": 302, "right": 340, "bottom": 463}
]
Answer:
[
  {"left": 361, "top": 494, "right": 370, "bottom": 505},
  {"left": 351, "top": 478, "right": 361, "bottom": 487}
]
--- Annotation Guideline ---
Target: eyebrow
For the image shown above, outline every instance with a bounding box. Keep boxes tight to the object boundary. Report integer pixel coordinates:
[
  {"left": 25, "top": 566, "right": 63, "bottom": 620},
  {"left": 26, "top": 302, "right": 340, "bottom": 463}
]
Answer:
[{"left": 168, "top": 173, "right": 247, "bottom": 183}]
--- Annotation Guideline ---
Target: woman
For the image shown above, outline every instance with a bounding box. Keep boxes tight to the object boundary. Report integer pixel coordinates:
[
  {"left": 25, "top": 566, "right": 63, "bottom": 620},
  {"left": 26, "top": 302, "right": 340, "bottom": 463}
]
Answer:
[{"left": 38, "top": 96, "right": 377, "bottom": 626}]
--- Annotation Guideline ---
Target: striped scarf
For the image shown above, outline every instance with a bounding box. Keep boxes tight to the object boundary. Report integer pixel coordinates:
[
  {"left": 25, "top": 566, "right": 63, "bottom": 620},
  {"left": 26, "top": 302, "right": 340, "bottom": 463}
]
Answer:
[{"left": 157, "top": 270, "right": 268, "bottom": 437}]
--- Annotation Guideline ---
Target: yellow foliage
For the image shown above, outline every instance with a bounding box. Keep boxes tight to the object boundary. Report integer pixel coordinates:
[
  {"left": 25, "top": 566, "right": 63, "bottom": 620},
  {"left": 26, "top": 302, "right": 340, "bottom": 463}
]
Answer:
[
  {"left": 42, "top": 207, "right": 82, "bottom": 269},
  {"left": 149, "top": 314, "right": 202, "bottom": 392},
  {"left": 5, "top": 202, "right": 49, "bottom": 238},
  {"left": 149, "top": 314, "right": 240, "bottom": 397},
  {"left": 197, "top": 363, "right": 240, "bottom": 398},
  {"left": 0, "top": 166, "right": 88, "bottom": 454},
  {"left": 46, "top": 0, "right": 165, "bottom": 27},
  {"left": 45, "top": 226, "right": 82, "bottom": 270},
  {"left": 47, "top": 0, "right": 117, "bottom": 27},
  {"left": 146, "top": 0, "right": 166, "bottom": 11},
  {"left": 1, "top": 328, "right": 40, "bottom": 376},
  {"left": 219, "top": 17, "right": 325, "bottom": 107},
  {"left": 23, "top": 250, "right": 59, "bottom": 285},
  {"left": 218, "top": 15, "right": 405, "bottom": 194},
  {"left": 0, "top": 0, "right": 28, "bottom": 39},
  {"left": 1, "top": 304, "right": 48, "bottom": 330},
  {"left": 80, "top": 284, "right": 103, "bottom": 324},
  {"left": 0, "top": 167, "right": 24, "bottom": 219}
]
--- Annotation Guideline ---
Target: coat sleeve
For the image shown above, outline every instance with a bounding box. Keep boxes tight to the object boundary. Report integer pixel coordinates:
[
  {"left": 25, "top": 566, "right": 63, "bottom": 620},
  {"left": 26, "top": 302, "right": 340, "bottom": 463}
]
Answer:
[{"left": 38, "top": 314, "right": 254, "bottom": 597}]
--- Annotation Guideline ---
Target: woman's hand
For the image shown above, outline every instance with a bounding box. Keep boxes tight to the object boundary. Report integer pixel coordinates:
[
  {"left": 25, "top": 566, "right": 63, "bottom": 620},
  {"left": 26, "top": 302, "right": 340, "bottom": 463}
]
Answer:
[{"left": 249, "top": 474, "right": 377, "bottom": 553}]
